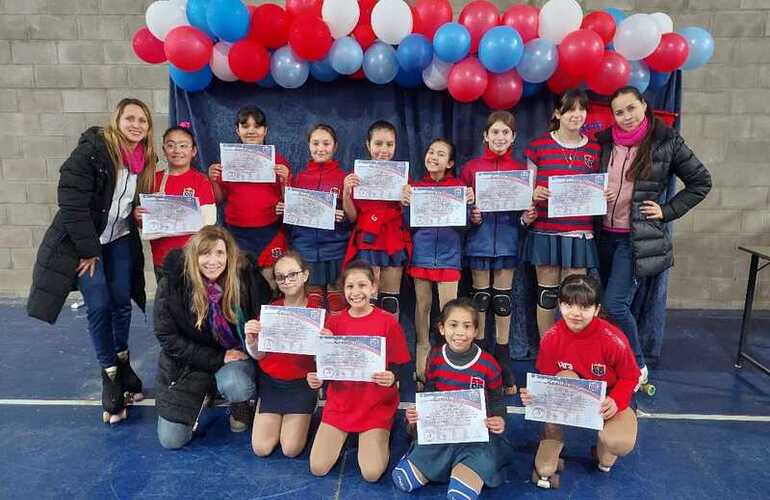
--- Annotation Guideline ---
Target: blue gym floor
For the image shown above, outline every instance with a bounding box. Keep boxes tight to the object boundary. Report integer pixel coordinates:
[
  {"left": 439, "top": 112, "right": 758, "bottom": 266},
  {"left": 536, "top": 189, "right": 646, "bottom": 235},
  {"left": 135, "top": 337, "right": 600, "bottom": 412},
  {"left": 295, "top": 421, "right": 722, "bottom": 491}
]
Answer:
[{"left": 1, "top": 300, "right": 768, "bottom": 499}]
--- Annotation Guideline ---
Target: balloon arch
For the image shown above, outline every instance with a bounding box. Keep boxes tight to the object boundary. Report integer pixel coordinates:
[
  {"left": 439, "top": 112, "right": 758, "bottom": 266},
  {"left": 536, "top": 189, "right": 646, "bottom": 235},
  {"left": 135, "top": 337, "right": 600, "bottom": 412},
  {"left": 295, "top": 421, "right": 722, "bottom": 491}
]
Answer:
[{"left": 133, "top": 0, "right": 715, "bottom": 107}]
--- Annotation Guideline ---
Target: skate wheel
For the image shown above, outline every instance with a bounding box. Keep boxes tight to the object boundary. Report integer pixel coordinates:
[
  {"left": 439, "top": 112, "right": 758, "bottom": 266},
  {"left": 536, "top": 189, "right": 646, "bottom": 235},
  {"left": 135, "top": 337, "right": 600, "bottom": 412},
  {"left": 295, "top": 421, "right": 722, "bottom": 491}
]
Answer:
[
  {"left": 644, "top": 384, "right": 656, "bottom": 397},
  {"left": 532, "top": 469, "right": 559, "bottom": 489},
  {"left": 102, "top": 411, "right": 110, "bottom": 423}
]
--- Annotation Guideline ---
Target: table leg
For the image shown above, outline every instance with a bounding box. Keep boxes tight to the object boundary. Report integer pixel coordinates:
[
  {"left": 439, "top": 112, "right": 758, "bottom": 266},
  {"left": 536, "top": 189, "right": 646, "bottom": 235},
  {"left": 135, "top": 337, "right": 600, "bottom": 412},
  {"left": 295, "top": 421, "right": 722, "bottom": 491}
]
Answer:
[{"left": 736, "top": 255, "right": 759, "bottom": 368}]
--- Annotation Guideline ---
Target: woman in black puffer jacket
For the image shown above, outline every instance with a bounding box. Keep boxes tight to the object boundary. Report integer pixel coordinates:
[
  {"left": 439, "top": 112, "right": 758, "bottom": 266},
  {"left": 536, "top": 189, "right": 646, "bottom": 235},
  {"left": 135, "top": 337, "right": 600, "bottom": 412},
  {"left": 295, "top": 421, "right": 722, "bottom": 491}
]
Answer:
[
  {"left": 154, "top": 225, "right": 271, "bottom": 449},
  {"left": 595, "top": 86, "right": 712, "bottom": 386}
]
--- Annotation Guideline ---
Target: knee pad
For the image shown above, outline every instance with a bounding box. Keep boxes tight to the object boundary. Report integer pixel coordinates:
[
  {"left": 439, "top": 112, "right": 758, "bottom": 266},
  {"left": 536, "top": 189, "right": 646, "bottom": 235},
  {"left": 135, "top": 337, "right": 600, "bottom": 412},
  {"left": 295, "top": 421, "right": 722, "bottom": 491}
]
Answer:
[
  {"left": 392, "top": 456, "right": 425, "bottom": 493},
  {"left": 380, "top": 293, "right": 400, "bottom": 315},
  {"left": 492, "top": 291, "right": 512, "bottom": 317},
  {"left": 447, "top": 476, "right": 479, "bottom": 500},
  {"left": 537, "top": 284, "right": 560, "bottom": 310},
  {"left": 471, "top": 288, "right": 492, "bottom": 312}
]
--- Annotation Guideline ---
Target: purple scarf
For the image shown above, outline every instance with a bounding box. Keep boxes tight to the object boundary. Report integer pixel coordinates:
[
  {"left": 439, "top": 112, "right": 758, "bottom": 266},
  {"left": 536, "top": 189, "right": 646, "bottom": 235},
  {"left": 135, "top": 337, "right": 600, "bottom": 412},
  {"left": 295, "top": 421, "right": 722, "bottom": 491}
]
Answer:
[
  {"left": 206, "top": 281, "right": 240, "bottom": 350},
  {"left": 121, "top": 142, "right": 146, "bottom": 175},
  {"left": 612, "top": 116, "right": 649, "bottom": 147}
]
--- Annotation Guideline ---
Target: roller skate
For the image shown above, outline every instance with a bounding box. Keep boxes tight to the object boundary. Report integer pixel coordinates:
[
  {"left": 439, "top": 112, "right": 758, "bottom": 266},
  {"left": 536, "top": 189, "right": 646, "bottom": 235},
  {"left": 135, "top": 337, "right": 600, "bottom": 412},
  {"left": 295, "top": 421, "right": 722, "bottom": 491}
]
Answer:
[
  {"left": 591, "top": 446, "right": 613, "bottom": 473},
  {"left": 101, "top": 367, "right": 126, "bottom": 424},
  {"left": 229, "top": 401, "right": 254, "bottom": 433},
  {"left": 117, "top": 350, "right": 144, "bottom": 403},
  {"left": 635, "top": 365, "right": 656, "bottom": 396},
  {"left": 531, "top": 439, "right": 565, "bottom": 489},
  {"left": 494, "top": 343, "right": 517, "bottom": 395}
]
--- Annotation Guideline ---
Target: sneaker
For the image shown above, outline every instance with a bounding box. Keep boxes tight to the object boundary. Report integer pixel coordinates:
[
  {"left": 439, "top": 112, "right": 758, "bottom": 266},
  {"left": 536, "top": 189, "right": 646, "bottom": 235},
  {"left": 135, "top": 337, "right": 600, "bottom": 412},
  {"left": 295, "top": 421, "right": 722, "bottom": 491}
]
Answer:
[{"left": 229, "top": 401, "right": 253, "bottom": 433}]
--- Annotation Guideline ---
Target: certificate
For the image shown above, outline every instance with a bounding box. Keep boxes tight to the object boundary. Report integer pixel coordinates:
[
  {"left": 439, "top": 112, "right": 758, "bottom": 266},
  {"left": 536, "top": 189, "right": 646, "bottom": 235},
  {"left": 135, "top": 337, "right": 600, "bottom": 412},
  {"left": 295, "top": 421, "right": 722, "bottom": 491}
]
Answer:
[
  {"left": 220, "top": 143, "right": 276, "bottom": 183},
  {"left": 547, "top": 173, "right": 608, "bottom": 218},
  {"left": 257, "top": 305, "right": 326, "bottom": 356},
  {"left": 139, "top": 194, "right": 203, "bottom": 239},
  {"left": 410, "top": 186, "right": 467, "bottom": 227},
  {"left": 524, "top": 373, "right": 607, "bottom": 431},
  {"left": 316, "top": 336, "right": 386, "bottom": 382},
  {"left": 416, "top": 389, "right": 489, "bottom": 445},
  {"left": 353, "top": 160, "right": 409, "bottom": 201},
  {"left": 283, "top": 187, "right": 336, "bottom": 231},
  {"left": 475, "top": 170, "right": 533, "bottom": 212}
]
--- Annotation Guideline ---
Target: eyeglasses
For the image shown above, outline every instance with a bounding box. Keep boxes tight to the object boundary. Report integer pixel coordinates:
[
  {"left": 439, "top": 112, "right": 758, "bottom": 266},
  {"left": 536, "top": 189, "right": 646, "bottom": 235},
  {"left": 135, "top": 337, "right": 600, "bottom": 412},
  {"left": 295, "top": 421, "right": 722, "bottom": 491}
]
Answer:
[
  {"left": 164, "top": 142, "right": 193, "bottom": 151},
  {"left": 274, "top": 270, "right": 303, "bottom": 283}
]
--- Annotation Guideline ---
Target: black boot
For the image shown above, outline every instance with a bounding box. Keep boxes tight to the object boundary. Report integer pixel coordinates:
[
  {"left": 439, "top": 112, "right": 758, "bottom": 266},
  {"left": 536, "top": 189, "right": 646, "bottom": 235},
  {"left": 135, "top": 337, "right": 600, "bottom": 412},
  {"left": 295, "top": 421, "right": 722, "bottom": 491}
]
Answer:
[
  {"left": 494, "top": 343, "right": 516, "bottom": 391},
  {"left": 101, "top": 367, "right": 125, "bottom": 423},
  {"left": 117, "top": 351, "right": 144, "bottom": 402}
]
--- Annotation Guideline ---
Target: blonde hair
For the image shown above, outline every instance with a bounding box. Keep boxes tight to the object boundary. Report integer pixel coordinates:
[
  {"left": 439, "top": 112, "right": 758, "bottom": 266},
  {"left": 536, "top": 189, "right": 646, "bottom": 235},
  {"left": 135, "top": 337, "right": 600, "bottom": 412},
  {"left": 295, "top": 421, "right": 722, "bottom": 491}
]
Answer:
[
  {"left": 184, "top": 225, "right": 242, "bottom": 329},
  {"left": 103, "top": 97, "right": 157, "bottom": 195}
]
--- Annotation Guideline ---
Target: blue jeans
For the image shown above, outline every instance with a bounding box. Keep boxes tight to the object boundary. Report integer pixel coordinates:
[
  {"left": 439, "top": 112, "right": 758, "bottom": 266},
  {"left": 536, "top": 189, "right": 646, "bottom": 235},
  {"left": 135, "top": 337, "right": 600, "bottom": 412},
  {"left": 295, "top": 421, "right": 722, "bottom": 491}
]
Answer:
[
  {"left": 598, "top": 232, "right": 646, "bottom": 368},
  {"left": 77, "top": 235, "right": 134, "bottom": 368},
  {"left": 157, "top": 359, "right": 257, "bottom": 450}
]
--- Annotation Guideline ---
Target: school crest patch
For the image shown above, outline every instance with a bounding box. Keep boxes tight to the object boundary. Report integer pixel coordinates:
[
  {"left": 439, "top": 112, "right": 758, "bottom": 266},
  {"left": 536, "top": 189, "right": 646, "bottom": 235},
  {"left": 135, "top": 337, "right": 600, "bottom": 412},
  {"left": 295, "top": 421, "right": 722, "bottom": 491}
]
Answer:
[
  {"left": 469, "top": 376, "right": 485, "bottom": 389},
  {"left": 182, "top": 187, "right": 195, "bottom": 197},
  {"left": 591, "top": 363, "right": 606, "bottom": 377}
]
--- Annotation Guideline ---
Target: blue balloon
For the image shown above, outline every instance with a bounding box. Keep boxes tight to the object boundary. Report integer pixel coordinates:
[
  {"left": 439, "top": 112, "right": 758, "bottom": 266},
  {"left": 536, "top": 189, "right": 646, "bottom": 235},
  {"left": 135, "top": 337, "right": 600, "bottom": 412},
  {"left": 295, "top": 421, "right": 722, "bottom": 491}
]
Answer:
[
  {"left": 433, "top": 22, "right": 471, "bottom": 63},
  {"left": 679, "top": 27, "right": 715, "bottom": 71},
  {"left": 207, "top": 0, "right": 249, "bottom": 42},
  {"left": 628, "top": 60, "right": 651, "bottom": 93},
  {"left": 310, "top": 56, "right": 339, "bottom": 82},
  {"left": 329, "top": 36, "right": 364, "bottom": 75},
  {"left": 648, "top": 70, "right": 671, "bottom": 90},
  {"left": 516, "top": 38, "right": 558, "bottom": 83},
  {"left": 257, "top": 72, "right": 276, "bottom": 88},
  {"left": 271, "top": 46, "right": 309, "bottom": 89},
  {"left": 522, "top": 81, "right": 543, "bottom": 98},
  {"left": 363, "top": 42, "right": 398, "bottom": 85},
  {"left": 186, "top": 0, "right": 216, "bottom": 39},
  {"left": 605, "top": 7, "right": 626, "bottom": 25},
  {"left": 396, "top": 34, "right": 433, "bottom": 71},
  {"left": 394, "top": 66, "right": 422, "bottom": 88},
  {"left": 478, "top": 26, "right": 523, "bottom": 74},
  {"left": 169, "top": 64, "right": 213, "bottom": 92}
]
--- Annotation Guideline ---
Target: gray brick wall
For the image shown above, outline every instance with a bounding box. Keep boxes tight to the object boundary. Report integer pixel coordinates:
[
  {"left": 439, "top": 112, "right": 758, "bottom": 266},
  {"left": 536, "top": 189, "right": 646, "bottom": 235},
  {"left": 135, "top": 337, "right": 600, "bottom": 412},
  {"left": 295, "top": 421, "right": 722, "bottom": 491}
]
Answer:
[{"left": 0, "top": 0, "right": 768, "bottom": 309}]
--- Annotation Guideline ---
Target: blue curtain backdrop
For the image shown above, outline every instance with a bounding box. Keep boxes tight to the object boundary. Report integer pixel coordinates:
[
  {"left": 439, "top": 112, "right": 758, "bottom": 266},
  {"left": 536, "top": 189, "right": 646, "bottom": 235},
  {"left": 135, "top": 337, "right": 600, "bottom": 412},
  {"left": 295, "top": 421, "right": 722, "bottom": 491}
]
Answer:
[{"left": 170, "top": 73, "right": 681, "bottom": 364}]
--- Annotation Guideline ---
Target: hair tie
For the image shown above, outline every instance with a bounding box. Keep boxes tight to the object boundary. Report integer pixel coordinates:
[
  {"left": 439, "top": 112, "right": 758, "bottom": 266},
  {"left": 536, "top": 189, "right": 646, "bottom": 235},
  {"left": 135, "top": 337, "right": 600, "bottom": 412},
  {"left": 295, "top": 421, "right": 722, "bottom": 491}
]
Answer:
[{"left": 179, "top": 120, "right": 191, "bottom": 129}]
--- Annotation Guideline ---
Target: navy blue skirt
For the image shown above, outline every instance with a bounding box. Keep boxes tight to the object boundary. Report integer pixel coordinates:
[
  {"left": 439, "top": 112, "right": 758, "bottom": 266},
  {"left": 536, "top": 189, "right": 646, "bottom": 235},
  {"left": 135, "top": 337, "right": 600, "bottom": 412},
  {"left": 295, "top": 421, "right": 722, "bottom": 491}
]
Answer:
[
  {"left": 356, "top": 249, "right": 408, "bottom": 267},
  {"left": 522, "top": 232, "right": 599, "bottom": 269},
  {"left": 307, "top": 259, "right": 343, "bottom": 287},
  {"left": 257, "top": 374, "right": 317, "bottom": 415},
  {"left": 465, "top": 256, "right": 518, "bottom": 270}
]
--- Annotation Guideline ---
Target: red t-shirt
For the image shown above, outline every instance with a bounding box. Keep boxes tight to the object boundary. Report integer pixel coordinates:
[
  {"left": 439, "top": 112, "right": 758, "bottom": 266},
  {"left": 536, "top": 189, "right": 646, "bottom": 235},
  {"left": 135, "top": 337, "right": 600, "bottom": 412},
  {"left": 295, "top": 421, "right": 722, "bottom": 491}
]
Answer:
[
  {"left": 322, "top": 307, "right": 410, "bottom": 432},
  {"left": 536, "top": 317, "right": 640, "bottom": 412},
  {"left": 257, "top": 296, "right": 321, "bottom": 381},
  {"left": 220, "top": 151, "right": 291, "bottom": 228},
  {"left": 149, "top": 169, "right": 215, "bottom": 267}
]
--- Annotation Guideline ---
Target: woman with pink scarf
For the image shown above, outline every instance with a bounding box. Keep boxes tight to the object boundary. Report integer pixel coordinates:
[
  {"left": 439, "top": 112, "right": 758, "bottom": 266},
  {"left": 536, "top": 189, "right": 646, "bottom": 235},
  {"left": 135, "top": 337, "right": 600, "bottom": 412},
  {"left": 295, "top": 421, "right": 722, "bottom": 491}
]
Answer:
[{"left": 595, "top": 86, "right": 711, "bottom": 389}]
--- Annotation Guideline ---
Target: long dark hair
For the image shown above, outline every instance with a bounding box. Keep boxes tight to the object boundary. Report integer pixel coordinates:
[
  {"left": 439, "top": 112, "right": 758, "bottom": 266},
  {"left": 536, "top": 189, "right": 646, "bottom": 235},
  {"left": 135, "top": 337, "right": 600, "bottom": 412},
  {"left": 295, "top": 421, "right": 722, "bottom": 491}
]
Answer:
[
  {"left": 558, "top": 274, "right": 601, "bottom": 308},
  {"left": 610, "top": 86, "right": 656, "bottom": 181},
  {"left": 549, "top": 88, "right": 589, "bottom": 132}
]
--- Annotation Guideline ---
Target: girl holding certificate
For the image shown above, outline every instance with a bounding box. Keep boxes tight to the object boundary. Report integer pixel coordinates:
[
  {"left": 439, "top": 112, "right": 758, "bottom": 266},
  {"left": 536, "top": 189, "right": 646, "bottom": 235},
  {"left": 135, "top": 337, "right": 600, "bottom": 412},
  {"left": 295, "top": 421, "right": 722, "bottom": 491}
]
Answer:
[
  {"left": 207, "top": 106, "right": 292, "bottom": 290},
  {"left": 28, "top": 98, "right": 156, "bottom": 424},
  {"left": 154, "top": 226, "right": 270, "bottom": 449},
  {"left": 342, "top": 121, "right": 411, "bottom": 316},
  {"left": 460, "top": 110, "right": 536, "bottom": 394},
  {"left": 393, "top": 298, "right": 510, "bottom": 500},
  {"left": 401, "top": 139, "right": 470, "bottom": 383},
  {"left": 278, "top": 124, "right": 350, "bottom": 313},
  {"left": 522, "top": 89, "right": 604, "bottom": 339},
  {"left": 520, "top": 275, "right": 640, "bottom": 488},
  {"left": 244, "top": 252, "right": 324, "bottom": 458},
  {"left": 138, "top": 124, "right": 216, "bottom": 283},
  {"left": 306, "top": 261, "right": 410, "bottom": 482},
  {"left": 595, "top": 86, "right": 711, "bottom": 386}
]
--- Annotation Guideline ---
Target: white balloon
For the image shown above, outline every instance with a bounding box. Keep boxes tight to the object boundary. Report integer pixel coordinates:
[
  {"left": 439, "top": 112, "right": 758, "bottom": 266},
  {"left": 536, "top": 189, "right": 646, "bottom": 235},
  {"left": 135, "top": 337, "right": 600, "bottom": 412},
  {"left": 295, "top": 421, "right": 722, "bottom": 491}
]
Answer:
[
  {"left": 538, "top": 0, "right": 582, "bottom": 44},
  {"left": 614, "top": 14, "right": 662, "bottom": 61},
  {"left": 322, "top": 0, "right": 360, "bottom": 39},
  {"left": 371, "top": 0, "right": 412, "bottom": 45},
  {"left": 422, "top": 56, "right": 452, "bottom": 91},
  {"left": 211, "top": 42, "right": 237, "bottom": 82},
  {"left": 146, "top": 0, "right": 189, "bottom": 41},
  {"left": 649, "top": 12, "right": 673, "bottom": 34}
]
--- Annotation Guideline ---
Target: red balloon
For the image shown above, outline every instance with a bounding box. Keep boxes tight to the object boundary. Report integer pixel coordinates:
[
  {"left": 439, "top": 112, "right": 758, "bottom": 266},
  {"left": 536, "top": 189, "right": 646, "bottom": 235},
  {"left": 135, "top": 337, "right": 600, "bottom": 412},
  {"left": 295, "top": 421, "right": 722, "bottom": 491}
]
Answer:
[
  {"left": 249, "top": 4, "right": 290, "bottom": 49},
  {"left": 288, "top": 14, "right": 333, "bottom": 62},
  {"left": 547, "top": 65, "right": 582, "bottom": 95},
  {"left": 581, "top": 11, "right": 616, "bottom": 46},
  {"left": 558, "top": 29, "right": 604, "bottom": 78},
  {"left": 448, "top": 56, "right": 488, "bottom": 103},
  {"left": 285, "top": 0, "right": 322, "bottom": 19},
  {"left": 458, "top": 0, "right": 500, "bottom": 54},
  {"left": 587, "top": 51, "right": 631, "bottom": 96},
  {"left": 483, "top": 70, "right": 523, "bottom": 110},
  {"left": 357, "top": 0, "right": 377, "bottom": 25},
  {"left": 412, "top": 0, "right": 453, "bottom": 40},
  {"left": 645, "top": 32, "right": 690, "bottom": 73},
  {"left": 410, "top": 5, "right": 425, "bottom": 37},
  {"left": 501, "top": 4, "right": 539, "bottom": 44},
  {"left": 349, "top": 68, "right": 366, "bottom": 80},
  {"left": 228, "top": 40, "right": 270, "bottom": 82},
  {"left": 352, "top": 23, "right": 376, "bottom": 50},
  {"left": 164, "top": 26, "right": 212, "bottom": 72},
  {"left": 132, "top": 26, "right": 166, "bottom": 64}
]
